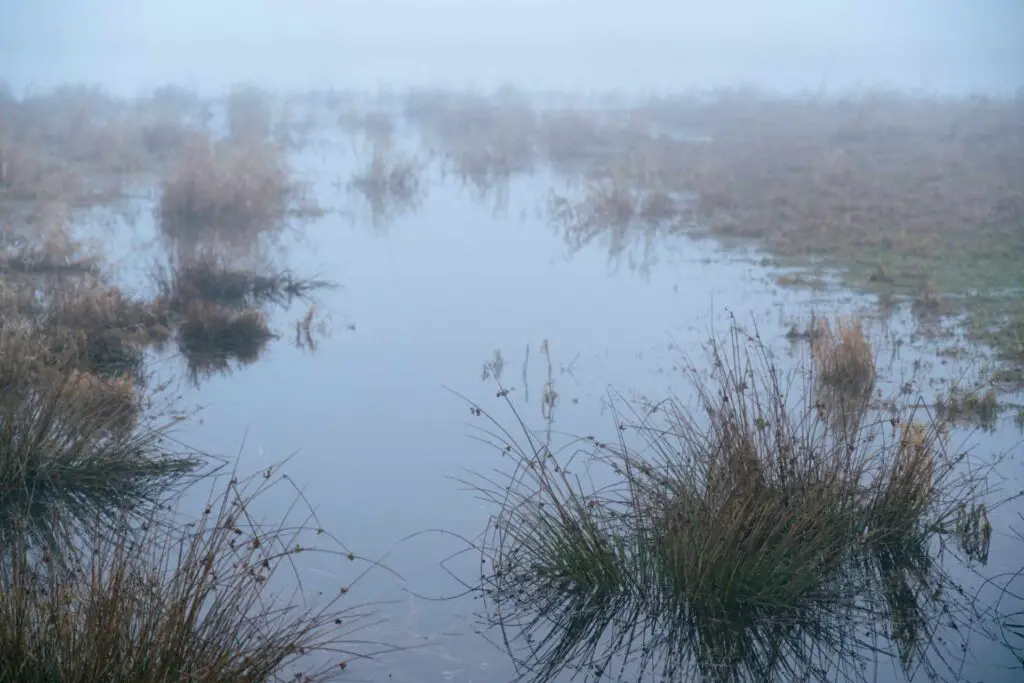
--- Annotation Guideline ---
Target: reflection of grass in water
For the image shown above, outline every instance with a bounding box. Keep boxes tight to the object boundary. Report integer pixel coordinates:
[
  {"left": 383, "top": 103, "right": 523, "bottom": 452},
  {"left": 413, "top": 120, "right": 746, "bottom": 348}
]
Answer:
[
  {"left": 936, "top": 387, "right": 1001, "bottom": 432},
  {"left": 157, "top": 253, "right": 332, "bottom": 311},
  {"left": 151, "top": 253, "right": 332, "bottom": 384},
  {"left": 176, "top": 302, "right": 275, "bottom": 385},
  {"left": 469, "top": 325, "right": 998, "bottom": 682},
  {"left": 348, "top": 138, "right": 424, "bottom": 231},
  {"left": 0, "top": 462, "right": 392, "bottom": 682},
  {"left": 548, "top": 174, "right": 676, "bottom": 275},
  {"left": 0, "top": 328, "right": 200, "bottom": 556}
]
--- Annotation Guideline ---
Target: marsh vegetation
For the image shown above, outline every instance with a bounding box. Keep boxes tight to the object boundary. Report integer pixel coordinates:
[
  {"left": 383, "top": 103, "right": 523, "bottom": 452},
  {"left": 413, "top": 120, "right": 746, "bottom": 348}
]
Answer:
[
  {"left": 468, "top": 325, "right": 1005, "bottom": 681},
  {"left": 0, "top": 80, "right": 1021, "bottom": 682}
]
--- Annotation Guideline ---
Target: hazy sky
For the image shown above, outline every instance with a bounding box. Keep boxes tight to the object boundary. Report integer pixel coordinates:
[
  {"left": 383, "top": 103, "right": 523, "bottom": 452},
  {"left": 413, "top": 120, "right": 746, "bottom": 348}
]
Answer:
[{"left": 1, "top": 1, "right": 1021, "bottom": 93}]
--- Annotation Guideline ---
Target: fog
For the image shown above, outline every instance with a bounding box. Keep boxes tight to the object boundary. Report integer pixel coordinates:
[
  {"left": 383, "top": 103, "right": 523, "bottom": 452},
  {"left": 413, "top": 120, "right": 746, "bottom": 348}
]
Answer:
[{"left": 2, "top": 0, "right": 1022, "bottom": 94}]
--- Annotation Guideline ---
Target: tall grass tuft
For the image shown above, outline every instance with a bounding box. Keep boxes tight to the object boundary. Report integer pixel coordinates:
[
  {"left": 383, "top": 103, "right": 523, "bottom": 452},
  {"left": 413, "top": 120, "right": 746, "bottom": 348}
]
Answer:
[
  {"left": 470, "top": 325, "right": 995, "bottom": 682},
  {"left": 0, "top": 327, "right": 200, "bottom": 555},
  {"left": 0, "top": 463, "right": 390, "bottom": 682}
]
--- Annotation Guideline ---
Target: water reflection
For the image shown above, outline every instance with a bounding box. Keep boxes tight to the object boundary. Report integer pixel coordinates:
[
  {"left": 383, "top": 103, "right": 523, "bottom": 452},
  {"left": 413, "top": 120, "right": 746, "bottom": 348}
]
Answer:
[
  {"left": 2, "top": 85, "right": 1022, "bottom": 682},
  {"left": 153, "top": 252, "right": 333, "bottom": 386},
  {"left": 347, "top": 136, "right": 426, "bottom": 232}
]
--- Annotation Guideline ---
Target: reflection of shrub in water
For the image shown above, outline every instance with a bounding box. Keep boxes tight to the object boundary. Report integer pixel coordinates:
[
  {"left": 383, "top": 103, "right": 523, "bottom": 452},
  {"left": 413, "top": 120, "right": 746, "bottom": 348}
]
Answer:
[
  {"left": 472, "top": 325, "right": 994, "bottom": 682},
  {"left": 350, "top": 139, "right": 421, "bottom": 196},
  {"left": 0, "top": 464, "right": 383, "bottom": 682}
]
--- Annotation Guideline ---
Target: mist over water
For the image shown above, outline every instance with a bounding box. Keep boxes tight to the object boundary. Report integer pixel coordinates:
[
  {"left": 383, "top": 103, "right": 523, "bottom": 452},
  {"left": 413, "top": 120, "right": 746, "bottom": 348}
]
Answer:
[{"left": 2, "top": 2, "right": 1024, "bottom": 682}]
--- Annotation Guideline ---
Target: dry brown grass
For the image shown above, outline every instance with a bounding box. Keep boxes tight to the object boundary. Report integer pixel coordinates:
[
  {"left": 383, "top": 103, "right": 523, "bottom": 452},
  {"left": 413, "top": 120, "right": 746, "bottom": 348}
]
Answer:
[
  {"left": 418, "top": 90, "right": 1021, "bottom": 371},
  {"left": 157, "top": 134, "right": 300, "bottom": 252},
  {"left": 0, "top": 464, "right": 385, "bottom": 683},
  {"left": 811, "top": 317, "right": 876, "bottom": 399},
  {"left": 0, "top": 85, "right": 201, "bottom": 210},
  {"left": 475, "top": 325, "right": 992, "bottom": 681}
]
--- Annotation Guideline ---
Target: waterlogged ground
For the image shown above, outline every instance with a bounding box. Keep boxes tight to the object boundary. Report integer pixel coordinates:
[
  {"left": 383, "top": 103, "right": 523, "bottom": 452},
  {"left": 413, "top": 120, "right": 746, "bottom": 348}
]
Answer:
[
  {"left": 75, "top": 118, "right": 1020, "bottom": 681},
  {"left": 3, "top": 92, "right": 1022, "bottom": 681}
]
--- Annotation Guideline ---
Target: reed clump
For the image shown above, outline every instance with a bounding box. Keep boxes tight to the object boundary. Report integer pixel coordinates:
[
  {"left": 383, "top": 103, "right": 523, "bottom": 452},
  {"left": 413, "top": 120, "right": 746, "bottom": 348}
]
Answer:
[
  {"left": 473, "top": 325, "right": 992, "bottom": 681},
  {"left": 0, "top": 327, "right": 199, "bottom": 553}
]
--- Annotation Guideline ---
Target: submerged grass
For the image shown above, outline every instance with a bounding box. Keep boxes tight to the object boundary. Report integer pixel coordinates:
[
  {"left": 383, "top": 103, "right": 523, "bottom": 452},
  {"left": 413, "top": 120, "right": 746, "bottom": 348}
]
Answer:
[{"left": 470, "top": 324, "right": 997, "bottom": 682}]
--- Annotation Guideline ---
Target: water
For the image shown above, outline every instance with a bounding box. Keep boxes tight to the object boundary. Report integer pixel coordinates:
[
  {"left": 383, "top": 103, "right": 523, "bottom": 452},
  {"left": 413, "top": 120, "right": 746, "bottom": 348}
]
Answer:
[{"left": 83, "top": 121, "right": 1022, "bottom": 681}]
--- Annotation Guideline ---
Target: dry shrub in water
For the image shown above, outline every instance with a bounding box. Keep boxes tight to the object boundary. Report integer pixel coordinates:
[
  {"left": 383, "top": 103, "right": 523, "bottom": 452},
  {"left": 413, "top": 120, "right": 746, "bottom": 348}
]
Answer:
[
  {"left": 0, "top": 464, "right": 387, "bottom": 682},
  {"left": 157, "top": 133, "right": 298, "bottom": 251},
  {"left": 936, "top": 387, "right": 1001, "bottom": 431},
  {"left": 473, "top": 325, "right": 993, "bottom": 682},
  {"left": 811, "top": 316, "right": 876, "bottom": 399}
]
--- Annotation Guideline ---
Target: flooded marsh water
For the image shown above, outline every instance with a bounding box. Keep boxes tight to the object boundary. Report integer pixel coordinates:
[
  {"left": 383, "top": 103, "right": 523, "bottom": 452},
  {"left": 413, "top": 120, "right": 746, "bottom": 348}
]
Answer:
[{"left": 1, "top": 88, "right": 1022, "bottom": 682}]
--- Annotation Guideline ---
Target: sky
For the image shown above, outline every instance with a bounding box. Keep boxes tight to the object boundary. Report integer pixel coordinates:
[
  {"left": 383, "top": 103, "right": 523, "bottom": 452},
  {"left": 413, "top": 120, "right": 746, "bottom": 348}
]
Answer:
[{"left": 1, "top": 0, "right": 1022, "bottom": 94}]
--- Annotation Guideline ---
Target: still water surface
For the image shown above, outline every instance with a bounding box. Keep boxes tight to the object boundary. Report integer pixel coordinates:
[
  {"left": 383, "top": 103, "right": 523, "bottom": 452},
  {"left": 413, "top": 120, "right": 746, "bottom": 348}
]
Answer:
[{"left": 93, "top": 126, "right": 1024, "bottom": 682}]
